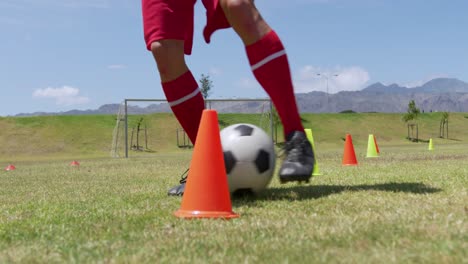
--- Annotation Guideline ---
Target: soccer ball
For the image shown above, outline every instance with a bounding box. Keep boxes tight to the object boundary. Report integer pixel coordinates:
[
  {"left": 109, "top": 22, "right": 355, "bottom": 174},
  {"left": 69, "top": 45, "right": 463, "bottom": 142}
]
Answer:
[{"left": 220, "top": 123, "right": 276, "bottom": 194}]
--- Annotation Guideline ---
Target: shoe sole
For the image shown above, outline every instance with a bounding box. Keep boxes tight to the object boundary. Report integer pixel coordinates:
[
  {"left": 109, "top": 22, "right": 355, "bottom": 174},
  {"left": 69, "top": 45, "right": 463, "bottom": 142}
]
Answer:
[
  {"left": 279, "top": 174, "right": 312, "bottom": 184},
  {"left": 167, "top": 192, "right": 184, "bottom": 196}
]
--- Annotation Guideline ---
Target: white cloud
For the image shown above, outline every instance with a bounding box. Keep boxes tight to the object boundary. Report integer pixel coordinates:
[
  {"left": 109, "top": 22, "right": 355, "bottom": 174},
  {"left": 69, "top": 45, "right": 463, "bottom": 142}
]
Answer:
[
  {"left": 33, "top": 86, "right": 90, "bottom": 106},
  {"left": 293, "top": 65, "right": 370, "bottom": 93},
  {"left": 107, "top": 64, "right": 127, "bottom": 70}
]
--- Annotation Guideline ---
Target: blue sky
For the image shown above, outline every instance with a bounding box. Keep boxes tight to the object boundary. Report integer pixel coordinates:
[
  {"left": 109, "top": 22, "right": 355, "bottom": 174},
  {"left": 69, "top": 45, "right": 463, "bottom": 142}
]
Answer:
[{"left": 1, "top": 0, "right": 467, "bottom": 116}]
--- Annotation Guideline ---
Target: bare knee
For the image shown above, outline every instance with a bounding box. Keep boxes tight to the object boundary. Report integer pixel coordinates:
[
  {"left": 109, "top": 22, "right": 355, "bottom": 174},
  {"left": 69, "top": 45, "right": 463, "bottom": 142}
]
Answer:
[
  {"left": 221, "top": 0, "right": 253, "bottom": 19},
  {"left": 150, "top": 40, "right": 188, "bottom": 82},
  {"left": 220, "top": 0, "right": 269, "bottom": 44}
]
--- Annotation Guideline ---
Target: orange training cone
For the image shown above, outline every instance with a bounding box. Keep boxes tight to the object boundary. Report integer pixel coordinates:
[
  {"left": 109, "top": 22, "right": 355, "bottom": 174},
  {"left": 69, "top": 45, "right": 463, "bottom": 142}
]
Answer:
[
  {"left": 5, "top": 164, "right": 16, "bottom": 171},
  {"left": 174, "top": 110, "right": 239, "bottom": 219},
  {"left": 342, "top": 134, "right": 358, "bottom": 166},
  {"left": 70, "top": 161, "right": 80, "bottom": 166}
]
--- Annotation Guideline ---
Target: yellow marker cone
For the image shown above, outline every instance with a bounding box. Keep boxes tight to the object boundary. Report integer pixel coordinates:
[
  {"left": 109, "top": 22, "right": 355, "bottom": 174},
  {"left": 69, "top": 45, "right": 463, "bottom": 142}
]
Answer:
[
  {"left": 366, "top": 134, "right": 379, "bottom": 158},
  {"left": 304, "top": 128, "right": 321, "bottom": 176},
  {"left": 428, "top": 138, "right": 434, "bottom": 150}
]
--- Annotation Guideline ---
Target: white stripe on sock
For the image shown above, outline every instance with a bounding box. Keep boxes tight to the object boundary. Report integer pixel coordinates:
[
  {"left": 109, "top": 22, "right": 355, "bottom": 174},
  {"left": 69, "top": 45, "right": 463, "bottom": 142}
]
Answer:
[
  {"left": 251, "top": 50, "right": 286, "bottom": 71},
  {"left": 168, "top": 87, "right": 201, "bottom": 107}
]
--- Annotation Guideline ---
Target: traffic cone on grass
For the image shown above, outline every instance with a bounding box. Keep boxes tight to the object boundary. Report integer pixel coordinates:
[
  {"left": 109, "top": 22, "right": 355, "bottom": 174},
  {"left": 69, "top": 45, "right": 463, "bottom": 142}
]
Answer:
[
  {"left": 366, "top": 134, "right": 379, "bottom": 158},
  {"left": 374, "top": 135, "right": 380, "bottom": 154},
  {"left": 174, "top": 110, "right": 239, "bottom": 219},
  {"left": 5, "top": 164, "right": 16, "bottom": 171},
  {"left": 428, "top": 138, "right": 434, "bottom": 151},
  {"left": 342, "top": 134, "right": 358, "bottom": 166},
  {"left": 70, "top": 161, "right": 80, "bottom": 166},
  {"left": 304, "top": 128, "right": 321, "bottom": 176}
]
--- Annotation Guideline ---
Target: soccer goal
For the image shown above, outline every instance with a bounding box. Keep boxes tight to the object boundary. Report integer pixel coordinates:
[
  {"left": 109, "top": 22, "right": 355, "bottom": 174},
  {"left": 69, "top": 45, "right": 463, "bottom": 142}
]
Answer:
[{"left": 111, "top": 98, "right": 275, "bottom": 158}]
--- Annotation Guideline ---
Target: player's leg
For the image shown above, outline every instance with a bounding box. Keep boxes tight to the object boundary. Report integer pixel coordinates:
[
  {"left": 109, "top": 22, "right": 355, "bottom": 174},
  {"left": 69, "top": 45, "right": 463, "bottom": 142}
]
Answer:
[
  {"left": 142, "top": 0, "right": 204, "bottom": 195},
  {"left": 143, "top": 0, "right": 204, "bottom": 145},
  {"left": 219, "top": 0, "right": 315, "bottom": 183},
  {"left": 150, "top": 40, "right": 200, "bottom": 195},
  {"left": 149, "top": 40, "right": 204, "bottom": 146}
]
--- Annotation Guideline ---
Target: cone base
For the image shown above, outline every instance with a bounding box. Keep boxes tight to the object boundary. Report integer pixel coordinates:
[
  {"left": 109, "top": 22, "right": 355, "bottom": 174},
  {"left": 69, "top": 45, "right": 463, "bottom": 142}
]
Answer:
[
  {"left": 5, "top": 165, "right": 16, "bottom": 171},
  {"left": 366, "top": 155, "right": 379, "bottom": 158},
  {"left": 312, "top": 164, "right": 321, "bottom": 176},
  {"left": 174, "top": 209, "right": 239, "bottom": 219},
  {"left": 342, "top": 163, "right": 358, "bottom": 166}
]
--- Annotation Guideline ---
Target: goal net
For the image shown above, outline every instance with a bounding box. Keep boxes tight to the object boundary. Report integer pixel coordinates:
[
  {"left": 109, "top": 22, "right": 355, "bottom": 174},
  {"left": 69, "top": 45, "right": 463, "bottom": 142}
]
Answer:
[{"left": 111, "top": 98, "right": 275, "bottom": 158}]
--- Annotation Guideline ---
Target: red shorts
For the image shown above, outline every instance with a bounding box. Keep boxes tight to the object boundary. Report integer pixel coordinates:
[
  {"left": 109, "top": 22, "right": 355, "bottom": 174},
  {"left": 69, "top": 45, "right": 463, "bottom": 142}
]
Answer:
[{"left": 142, "top": 0, "right": 230, "bottom": 55}]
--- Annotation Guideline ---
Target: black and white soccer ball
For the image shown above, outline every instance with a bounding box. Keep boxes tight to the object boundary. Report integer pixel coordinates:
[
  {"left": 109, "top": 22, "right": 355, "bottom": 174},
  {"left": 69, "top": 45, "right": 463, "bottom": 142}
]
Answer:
[{"left": 220, "top": 123, "right": 276, "bottom": 194}]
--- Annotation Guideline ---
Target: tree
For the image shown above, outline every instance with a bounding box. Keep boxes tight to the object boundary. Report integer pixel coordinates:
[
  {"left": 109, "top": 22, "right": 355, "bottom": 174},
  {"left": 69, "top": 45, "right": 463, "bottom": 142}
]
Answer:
[
  {"left": 439, "top": 112, "right": 449, "bottom": 139},
  {"left": 403, "top": 100, "right": 420, "bottom": 141},
  {"left": 131, "top": 117, "right": 147, "bottom": 151},
  {"left": 403, "top": 100, "right": 420, "bottom": 121},
  {"left": 199, "top": 74, "right": 213, "bottom": 99}
]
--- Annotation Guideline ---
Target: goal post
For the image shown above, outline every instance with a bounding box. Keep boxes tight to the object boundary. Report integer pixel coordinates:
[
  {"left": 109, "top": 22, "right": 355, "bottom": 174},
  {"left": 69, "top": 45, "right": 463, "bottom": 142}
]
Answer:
[{"left": 111, "top": 98, "right": 274, "bottom": 158}]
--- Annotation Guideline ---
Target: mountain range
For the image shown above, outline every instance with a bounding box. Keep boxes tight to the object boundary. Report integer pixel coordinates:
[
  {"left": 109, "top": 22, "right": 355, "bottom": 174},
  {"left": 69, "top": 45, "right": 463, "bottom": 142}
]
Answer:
[
  {"left": 14, "top": 78, "right": 468, "bottom": 116},
  {"left": 296, "top": 78, "right": 468, "bottom": 113}
]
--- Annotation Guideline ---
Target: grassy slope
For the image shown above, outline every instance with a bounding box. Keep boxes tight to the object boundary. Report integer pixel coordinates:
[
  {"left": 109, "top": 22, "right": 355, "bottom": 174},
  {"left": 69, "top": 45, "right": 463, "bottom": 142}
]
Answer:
[
  {"left": 0, "top": 112, "right": 467, "bottom": 161},
  {"left": 0, "top": 115, "right": 116, "bottom": 161}
]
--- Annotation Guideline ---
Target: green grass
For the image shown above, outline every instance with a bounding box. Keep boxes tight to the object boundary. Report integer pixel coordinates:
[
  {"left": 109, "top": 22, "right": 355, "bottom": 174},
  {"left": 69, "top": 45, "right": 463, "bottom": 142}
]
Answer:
[
  {"left": 0, "top": 115, "right": 116, "bottom": 160},
  {"left": 2, "top": 112, "right": 468, "bottom": 161},
  {"left": 0, "top": 144, "right": 467, "bottom": 263},
  {"left": 0, "top": 113, "right": 467, "bottom": 263}
]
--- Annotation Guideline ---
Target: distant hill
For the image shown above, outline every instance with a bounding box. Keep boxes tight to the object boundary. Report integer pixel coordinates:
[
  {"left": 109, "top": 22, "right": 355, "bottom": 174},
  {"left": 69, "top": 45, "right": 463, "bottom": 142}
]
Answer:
[
  {"left": 13, "top": 78, "right": 468, "bottom": 116},
  {"left": 296, "top": 78, "right": 468, "bottom": 113},
  {"left": 14, "top": 104, "right": 170, "bottom": 117},
  {"left": 361, "top": 78, "right": 468, "bottom": 94}
]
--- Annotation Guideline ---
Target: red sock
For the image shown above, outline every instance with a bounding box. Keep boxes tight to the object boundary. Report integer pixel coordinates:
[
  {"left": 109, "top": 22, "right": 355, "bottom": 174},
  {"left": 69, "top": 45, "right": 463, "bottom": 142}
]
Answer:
[
  {"left": 162, "top": 71, "right": 205, "bottom": 144},
  {"left": 246, "top": 31, "right": 304, "bottom": 137}
]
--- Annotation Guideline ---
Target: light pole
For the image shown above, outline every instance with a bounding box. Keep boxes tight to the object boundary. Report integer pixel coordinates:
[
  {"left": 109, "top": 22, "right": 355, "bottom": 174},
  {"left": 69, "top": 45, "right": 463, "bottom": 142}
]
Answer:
[{"left": 316, "top": 73, "right": 339, "bottom": 112}]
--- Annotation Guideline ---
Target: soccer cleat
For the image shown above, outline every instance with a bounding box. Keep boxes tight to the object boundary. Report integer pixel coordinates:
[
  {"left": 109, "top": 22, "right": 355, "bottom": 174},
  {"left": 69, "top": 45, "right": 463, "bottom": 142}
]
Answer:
[
  {"left": 279, "top": 131, "right": 315, "bottom": 184},
  {"left": 167, "top": 168, "right": 188, "bottom": 196}
]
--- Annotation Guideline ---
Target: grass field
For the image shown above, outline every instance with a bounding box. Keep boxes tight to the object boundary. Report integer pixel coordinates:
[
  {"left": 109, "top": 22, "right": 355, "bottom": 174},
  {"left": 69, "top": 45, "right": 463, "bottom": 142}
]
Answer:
[
  {"left": 0, "top": 113, "right": 467, "bottom": 263},
  {"left": 1, "top": 112, "right": 468, "bottom": 160}
]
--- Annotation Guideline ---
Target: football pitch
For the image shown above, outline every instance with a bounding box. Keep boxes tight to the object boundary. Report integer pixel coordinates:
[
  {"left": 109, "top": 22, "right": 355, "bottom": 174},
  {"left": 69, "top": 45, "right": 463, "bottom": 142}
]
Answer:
[{"left": 1, "top": 143, "right": 466, "bottom": 263}]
